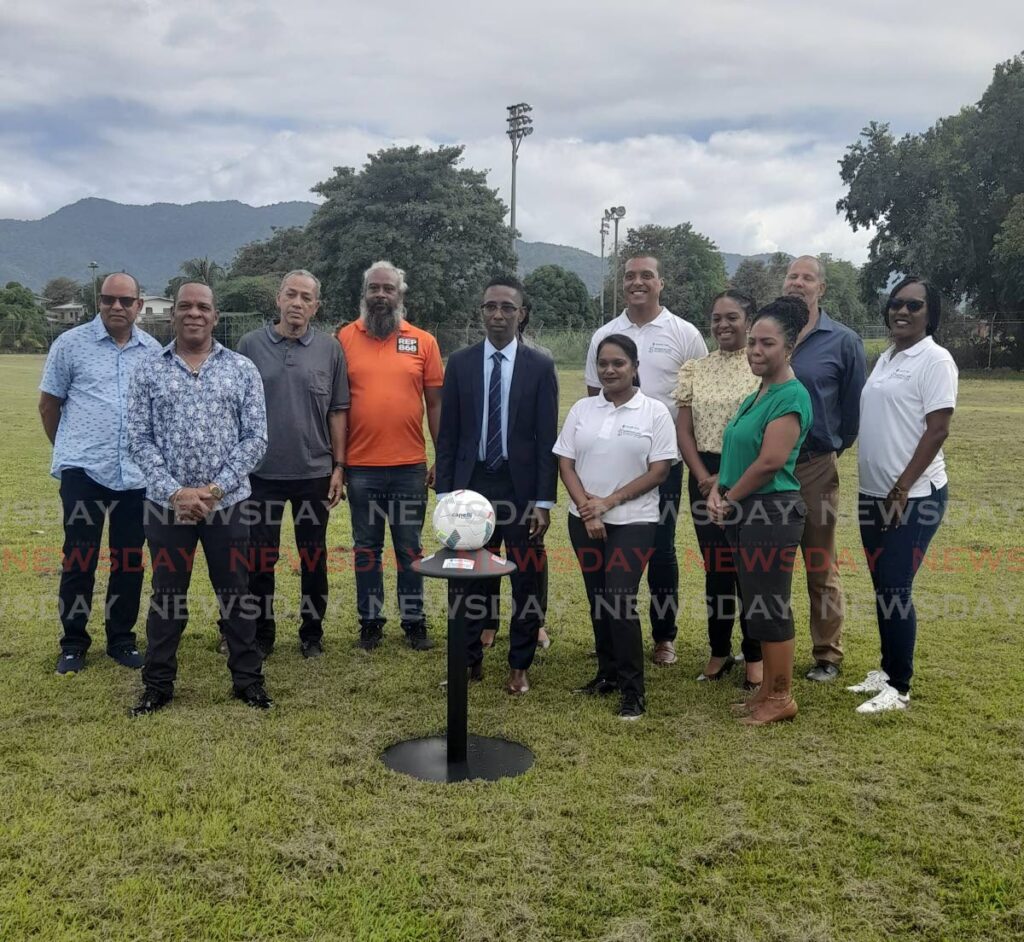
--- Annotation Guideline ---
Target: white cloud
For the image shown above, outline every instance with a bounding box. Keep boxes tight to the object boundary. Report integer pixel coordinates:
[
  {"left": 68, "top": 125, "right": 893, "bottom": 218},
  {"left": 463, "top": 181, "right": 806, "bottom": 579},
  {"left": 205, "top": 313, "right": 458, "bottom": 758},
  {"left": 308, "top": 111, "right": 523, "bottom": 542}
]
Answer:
[{"left": 2, "top": 0, "right": 1022, "bottom": 263}]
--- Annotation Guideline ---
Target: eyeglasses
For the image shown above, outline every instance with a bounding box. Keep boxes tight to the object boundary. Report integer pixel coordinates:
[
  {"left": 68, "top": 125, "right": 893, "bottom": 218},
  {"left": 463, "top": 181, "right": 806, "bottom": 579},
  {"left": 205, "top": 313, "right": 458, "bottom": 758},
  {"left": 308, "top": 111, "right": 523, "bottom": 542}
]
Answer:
[
  {"left": 480, "top": 302, "right": 521, "bottom": 315},
  {"left": 99, "top": 294, "right": 139, "bottom": 308},
  {"left": 888, "top": 298, "right": 926, "bottom": 314}
]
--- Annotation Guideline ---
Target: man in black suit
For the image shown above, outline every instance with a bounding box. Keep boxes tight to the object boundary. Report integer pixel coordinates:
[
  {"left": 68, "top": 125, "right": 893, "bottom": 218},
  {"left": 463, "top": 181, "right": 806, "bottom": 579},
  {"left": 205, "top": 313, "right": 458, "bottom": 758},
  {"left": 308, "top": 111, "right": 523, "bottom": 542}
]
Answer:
[{"left": 435, "top": 275, "right": 559, "bottom": 694}]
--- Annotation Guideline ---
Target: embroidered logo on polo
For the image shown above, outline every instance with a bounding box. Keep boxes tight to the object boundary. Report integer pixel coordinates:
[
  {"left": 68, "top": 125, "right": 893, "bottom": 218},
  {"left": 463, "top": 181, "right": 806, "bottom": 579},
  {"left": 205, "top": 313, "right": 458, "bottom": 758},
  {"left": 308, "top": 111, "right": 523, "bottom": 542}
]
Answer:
[
  {"left": 617, "top": 424, "right": 645, "bottom": 438},
  {"left": 648, "top": 342, "right": 674, "bottom": 355},
  {"left": 397, "top": 337, "right": 419, "bottom": 354}
]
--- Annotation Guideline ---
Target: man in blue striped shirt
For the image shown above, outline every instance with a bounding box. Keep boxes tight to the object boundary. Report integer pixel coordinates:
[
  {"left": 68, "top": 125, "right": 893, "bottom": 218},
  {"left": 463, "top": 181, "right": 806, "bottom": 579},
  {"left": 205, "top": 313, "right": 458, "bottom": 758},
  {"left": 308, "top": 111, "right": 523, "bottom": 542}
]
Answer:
[{"left": 39, "top": 271, "right": 161, "bottom": 676}]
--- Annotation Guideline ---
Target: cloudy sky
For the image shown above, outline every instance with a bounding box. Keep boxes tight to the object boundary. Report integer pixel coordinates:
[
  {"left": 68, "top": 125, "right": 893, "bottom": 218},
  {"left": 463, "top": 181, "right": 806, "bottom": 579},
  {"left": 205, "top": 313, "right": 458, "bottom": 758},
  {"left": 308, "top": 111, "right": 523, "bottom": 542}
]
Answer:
[{"left": 2, "top": 0, "right": 1022, "bottom": 261}]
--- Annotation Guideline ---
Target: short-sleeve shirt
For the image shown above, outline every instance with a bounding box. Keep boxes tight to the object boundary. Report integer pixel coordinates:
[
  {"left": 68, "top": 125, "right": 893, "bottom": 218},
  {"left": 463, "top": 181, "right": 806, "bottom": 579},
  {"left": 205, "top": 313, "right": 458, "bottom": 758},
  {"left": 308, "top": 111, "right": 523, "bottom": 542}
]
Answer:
[
  {"left": 552, "top": 390, "right": 679, "bottom": 525},
  {"left": 858, "top": 336, "right": 958, "bottom": 498},
  {"left": 672, "top": 348, "right": 759, "bottom": 454},
  {"left": 718, "top": 379, "right": 812, "bottom": 494},
  {"left": 584, "top": 308, "right": 708, "bottom": 419},
  {"left": 237, "top": 324, "right": 349, "bottom": 480},
  {"left": 39, "top": 315, "right": 161, "bottom": 490},
  {"left": 337, "top": 319, "right": 444, "bottom": 467}
]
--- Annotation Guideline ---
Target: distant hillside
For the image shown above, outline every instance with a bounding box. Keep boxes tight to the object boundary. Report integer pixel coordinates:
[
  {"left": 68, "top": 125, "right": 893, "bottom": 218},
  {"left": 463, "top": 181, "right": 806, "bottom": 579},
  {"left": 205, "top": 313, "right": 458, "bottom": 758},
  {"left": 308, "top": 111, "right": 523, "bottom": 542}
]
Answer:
[
  {"left": 721, "top": 252, "right": 778, "bottom": 277},
  {"left": 0, "top": 198, "right": 318, "bottom": 292},
  {"left": 516, "top": 240, "right": 607, "bottom": 294}
]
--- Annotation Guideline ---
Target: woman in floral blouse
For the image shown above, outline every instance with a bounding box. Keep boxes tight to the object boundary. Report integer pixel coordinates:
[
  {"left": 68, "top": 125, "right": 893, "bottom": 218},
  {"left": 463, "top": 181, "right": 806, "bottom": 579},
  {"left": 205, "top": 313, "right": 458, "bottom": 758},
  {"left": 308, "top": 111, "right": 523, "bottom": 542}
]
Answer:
[{"left": 674, "top": 290, "right": 761, "bottom": 687}]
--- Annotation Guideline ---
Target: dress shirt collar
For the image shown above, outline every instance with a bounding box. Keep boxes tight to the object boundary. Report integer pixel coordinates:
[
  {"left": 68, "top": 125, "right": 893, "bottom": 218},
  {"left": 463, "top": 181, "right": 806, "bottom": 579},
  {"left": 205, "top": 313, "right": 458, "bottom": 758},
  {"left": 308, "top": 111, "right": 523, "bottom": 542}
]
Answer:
[
  {"left": 483, "top": 335, "right": 518, "bottom": 362},
  {"left": 86, "top": 313, "right": 145, "bottom": 346}
]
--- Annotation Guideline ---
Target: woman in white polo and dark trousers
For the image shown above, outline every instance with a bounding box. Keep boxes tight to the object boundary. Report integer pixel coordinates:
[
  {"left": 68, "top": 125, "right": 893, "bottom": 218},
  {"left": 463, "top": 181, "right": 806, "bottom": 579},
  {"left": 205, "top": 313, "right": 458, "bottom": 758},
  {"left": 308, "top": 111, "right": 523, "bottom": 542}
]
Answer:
[
  {"left": 852, "top": 276, "right": 957, "bottom": 714},
  {"left": 554, "top": 334, "right": 678, "bottom": 721}
]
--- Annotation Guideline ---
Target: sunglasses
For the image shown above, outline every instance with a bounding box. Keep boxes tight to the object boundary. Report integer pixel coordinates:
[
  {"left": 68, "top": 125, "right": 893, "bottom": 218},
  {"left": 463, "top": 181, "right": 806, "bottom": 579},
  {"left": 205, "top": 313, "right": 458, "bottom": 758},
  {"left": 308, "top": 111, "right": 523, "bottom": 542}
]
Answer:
[
  {"left": 99, "top": 294, "right": 139, "bottom": 308},
  {"left": 480, "top": 302, "right": 521, "bottom": 315},
  {"left": 888, "top": 298, "right": 926, "bottom": 314}
]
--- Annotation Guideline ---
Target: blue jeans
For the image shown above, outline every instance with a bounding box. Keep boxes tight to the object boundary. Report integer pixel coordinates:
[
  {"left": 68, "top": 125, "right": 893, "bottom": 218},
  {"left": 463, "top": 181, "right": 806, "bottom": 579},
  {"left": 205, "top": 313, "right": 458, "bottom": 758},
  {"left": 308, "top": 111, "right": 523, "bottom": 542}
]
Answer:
[
  {"left": 858, "top": 484, "right": 948, "bottom": 694},
  {"left": 347, "top": 464, "right": 427, "bottom": 631}
]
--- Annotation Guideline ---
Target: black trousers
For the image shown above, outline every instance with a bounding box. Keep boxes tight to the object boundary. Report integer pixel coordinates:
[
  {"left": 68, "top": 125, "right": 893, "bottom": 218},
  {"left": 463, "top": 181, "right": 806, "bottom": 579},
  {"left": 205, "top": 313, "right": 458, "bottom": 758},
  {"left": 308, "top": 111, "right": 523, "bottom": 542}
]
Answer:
[
  {"left": 569, "top": 515, "right": 657, "bottom": 701},
  {"left": 649, "top": 461, "right": 682, "bottom": 642},
  {"left": 141, "top": 502, "right": 264, "bottom": 697},
  {"left": 248, "top": 474, "right": 332, "bottom": 648},
  {"left": 452, "top": 464, "right": 545, "bottom": 670},
  {"left": 57, "top": 468, "right": 146, "bottom": 654},
  {"left": 687, "top": 453, "right": 759, "bottom": 663},
  {"left": 725, "top": 492, "right": 806, "bottom": 643}
]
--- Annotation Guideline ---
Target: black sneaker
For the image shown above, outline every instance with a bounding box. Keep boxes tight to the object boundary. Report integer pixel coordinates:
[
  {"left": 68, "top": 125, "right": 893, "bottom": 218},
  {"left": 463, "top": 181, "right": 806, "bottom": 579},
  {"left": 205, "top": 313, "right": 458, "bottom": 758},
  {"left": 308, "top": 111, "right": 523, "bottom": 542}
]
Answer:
[
  {"left": 108, "top": 646, "right": 144, "bottom": 669},
  {"left": 130, "top": 686, "right": 172, "bottom": 717},
  {"left": 55, "top": 651, "right": 85, "bottom": 676},
  {"left": 358, "top": 624, "right": 383, "bottom": 651},
  {"left": 233, "top": 682, "right": 274, "bottom": 710},
  {"left": 404, "top": 624, "right": 434, "bottom": 651},
  {"left": 618, "top": 695, "right": 646, "bottom": 721},
  {"left": 300, "top": 639, "right": 324, "bottom": 659},
  {"left": 574, "top": 676, "right": 617, "bottom": 696}
]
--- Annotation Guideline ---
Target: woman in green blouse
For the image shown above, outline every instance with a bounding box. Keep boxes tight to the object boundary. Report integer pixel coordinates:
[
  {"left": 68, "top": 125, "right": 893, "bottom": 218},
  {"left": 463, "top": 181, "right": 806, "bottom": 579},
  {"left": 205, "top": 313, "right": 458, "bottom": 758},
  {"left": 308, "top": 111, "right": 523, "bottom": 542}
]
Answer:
[
  {"left": 708, "top": 297, "right": 812, "bottom": 726},
  {"left": 675, "top": 290, "right": 760, "bottom": 687}
]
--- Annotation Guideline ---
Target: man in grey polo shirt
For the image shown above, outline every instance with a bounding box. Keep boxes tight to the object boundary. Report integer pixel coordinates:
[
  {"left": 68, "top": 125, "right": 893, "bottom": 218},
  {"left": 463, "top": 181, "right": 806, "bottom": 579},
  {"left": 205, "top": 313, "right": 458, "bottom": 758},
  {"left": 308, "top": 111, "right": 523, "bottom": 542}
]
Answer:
[{"left": 236, "top": 270, "right": 349, "bottom": 659}]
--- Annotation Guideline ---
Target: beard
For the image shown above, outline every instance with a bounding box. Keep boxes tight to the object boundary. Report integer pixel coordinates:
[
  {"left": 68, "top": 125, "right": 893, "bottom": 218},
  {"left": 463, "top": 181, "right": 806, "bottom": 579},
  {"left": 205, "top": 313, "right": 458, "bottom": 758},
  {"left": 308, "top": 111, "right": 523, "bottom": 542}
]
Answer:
[{"left": 364, "top": 298, "right": 400, "bottom": 339}]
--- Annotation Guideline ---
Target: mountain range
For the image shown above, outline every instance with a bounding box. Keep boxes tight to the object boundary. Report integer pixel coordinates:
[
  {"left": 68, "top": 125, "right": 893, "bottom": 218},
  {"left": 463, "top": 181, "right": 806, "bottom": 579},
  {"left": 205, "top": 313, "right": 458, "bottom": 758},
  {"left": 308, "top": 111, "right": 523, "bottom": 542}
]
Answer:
[{"left": 0, "top": 198, "right": 775, "bottom": 296}]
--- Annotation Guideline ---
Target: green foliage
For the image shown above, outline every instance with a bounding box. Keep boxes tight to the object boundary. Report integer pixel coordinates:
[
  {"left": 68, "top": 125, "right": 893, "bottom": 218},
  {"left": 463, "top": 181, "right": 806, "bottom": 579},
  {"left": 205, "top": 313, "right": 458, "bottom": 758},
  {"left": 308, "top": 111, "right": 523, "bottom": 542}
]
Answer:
[
  {"left": 0, "top": 282, "right": 48, "bottom": 351},
  {"left": 230, "top": 227, "right": 313, "bottom": 280},
  {"left": 819, "top": 254, "right": 871, "bottom": 329},
  {"left": 729, "top": 258, "right": 774, "bottom": 307},
  {"left": 610, "top": 223, "right": 728, "bottom": 331},
  {"left": 42, "top": 276, "right": 81, "bottom": 307},
  {"left": 838, "top": 52, "right": 1024, "bottom": 316},
  {"left": 165, "top": 257, "right": 226, "bottom": 300},
  {"left": 992, "top": 193, "right": 1024, "bottom": 306},
  {"left": 217, "top": 275, "right": 279, "bottom": 317},
  {"left": 307, "top": 145, "right": 516, "bottom": 326},
  {"left": 523, "top": 265, "right": 593, "bottom": 330}
]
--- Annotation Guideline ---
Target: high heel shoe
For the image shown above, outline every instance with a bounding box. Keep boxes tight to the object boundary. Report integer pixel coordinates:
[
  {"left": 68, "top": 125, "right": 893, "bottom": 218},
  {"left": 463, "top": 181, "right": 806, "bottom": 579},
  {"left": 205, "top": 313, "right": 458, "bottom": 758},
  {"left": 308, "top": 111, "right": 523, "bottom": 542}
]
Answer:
[
  {"left": 739, "top": 695, "right": 798, "bottom": 726},
  {"left": 697, "top": 655, "right": 736, "bottom": 682}
]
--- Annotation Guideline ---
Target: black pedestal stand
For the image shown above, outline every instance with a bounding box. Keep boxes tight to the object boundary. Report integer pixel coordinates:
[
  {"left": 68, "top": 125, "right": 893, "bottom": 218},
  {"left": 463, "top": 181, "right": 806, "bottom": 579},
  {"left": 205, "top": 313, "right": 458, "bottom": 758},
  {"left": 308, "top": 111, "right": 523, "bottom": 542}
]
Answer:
[{"left": 381, "top": 547, "right": 535, "bottom": 783}]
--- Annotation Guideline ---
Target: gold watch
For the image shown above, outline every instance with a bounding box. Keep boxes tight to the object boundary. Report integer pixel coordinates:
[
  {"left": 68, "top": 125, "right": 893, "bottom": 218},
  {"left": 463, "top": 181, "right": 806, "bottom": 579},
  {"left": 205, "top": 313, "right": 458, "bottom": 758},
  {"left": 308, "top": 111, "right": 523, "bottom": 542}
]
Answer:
[{"left": 208, "top": 483, "right": 225, "bottom": 500}]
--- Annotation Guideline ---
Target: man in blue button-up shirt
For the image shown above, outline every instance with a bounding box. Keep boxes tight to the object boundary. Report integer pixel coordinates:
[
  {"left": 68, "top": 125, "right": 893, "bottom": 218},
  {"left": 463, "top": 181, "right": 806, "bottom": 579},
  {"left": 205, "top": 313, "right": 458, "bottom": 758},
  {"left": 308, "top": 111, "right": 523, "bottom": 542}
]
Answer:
[
  {"left": 784, "top": 256, "right": 867, "bottom": 682},
  {"left": 126, "top": 282, "right": 271, "bottom": 715},
  {"left": 39, "top": 272, "right": 161, "bottom": 676}
]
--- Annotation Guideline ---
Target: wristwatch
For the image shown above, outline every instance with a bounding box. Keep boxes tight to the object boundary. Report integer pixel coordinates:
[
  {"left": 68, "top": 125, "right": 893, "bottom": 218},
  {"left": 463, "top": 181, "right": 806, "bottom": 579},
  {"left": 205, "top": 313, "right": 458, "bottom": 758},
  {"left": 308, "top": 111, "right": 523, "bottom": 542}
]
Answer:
[{"left": 208, "top": 483, "right": 225, "bottom": 500}]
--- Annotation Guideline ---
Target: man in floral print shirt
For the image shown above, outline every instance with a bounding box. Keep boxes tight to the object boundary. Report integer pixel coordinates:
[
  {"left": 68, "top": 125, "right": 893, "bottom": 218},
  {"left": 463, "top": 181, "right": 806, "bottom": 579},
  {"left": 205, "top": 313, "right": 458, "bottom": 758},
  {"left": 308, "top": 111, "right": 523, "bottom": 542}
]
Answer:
[{"left": 126, "top": 282, "right": 272, "bottom": 715}]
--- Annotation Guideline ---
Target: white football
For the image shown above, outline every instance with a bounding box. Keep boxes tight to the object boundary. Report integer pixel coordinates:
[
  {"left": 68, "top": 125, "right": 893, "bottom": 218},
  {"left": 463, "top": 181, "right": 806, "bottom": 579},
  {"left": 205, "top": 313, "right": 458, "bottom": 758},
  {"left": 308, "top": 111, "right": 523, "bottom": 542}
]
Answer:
[{"left": 433, "top": 490, "right": 496, "bottom": 550}]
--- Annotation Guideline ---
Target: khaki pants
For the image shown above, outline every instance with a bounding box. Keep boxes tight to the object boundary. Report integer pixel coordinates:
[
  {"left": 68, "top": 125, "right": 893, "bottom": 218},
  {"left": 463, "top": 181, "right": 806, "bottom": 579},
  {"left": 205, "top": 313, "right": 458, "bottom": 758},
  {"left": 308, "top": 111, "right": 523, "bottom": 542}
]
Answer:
[{"left": 795, "top": 452, "right": 845, "bottom": 665}]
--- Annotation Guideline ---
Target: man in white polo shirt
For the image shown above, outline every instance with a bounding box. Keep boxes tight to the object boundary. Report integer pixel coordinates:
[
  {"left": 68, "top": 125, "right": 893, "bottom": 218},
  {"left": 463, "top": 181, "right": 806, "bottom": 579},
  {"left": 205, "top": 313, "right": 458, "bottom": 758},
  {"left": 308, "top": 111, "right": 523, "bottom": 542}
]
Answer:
[{"left": 584, "top": 256, "right": 708, "bottom": 665}]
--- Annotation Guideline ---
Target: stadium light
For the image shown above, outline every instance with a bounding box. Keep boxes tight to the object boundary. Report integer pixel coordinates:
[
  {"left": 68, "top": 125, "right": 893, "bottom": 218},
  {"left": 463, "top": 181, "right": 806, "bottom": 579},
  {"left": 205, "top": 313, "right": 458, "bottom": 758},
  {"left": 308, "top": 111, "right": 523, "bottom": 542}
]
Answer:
[{"left": 506, "top": 103, "right": 534, "bottom": 253}]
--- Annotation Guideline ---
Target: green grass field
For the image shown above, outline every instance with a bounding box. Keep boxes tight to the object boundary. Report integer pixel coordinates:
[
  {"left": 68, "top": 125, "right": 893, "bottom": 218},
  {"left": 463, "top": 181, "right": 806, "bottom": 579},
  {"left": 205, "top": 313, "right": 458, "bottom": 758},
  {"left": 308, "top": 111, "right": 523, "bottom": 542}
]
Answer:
[{"left": 1, "top": 354, "right": 1022, "bottom": 942}]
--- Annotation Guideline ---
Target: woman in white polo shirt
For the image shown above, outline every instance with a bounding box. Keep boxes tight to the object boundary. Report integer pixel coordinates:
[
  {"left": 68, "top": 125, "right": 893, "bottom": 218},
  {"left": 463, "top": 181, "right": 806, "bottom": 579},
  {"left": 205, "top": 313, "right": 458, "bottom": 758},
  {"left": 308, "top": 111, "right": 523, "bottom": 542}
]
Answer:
[
  {"left": 852, "top": 276, "right": 957, "bottom": 714},
  {"left": 554, "top": 334, "right": 678, "bottom": 721}
]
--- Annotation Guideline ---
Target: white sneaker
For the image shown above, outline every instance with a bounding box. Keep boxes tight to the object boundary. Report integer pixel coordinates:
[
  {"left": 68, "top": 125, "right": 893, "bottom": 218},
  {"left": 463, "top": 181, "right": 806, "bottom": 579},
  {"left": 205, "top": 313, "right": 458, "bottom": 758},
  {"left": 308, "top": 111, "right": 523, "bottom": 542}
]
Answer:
[
  {"left": 846, "top": 669, "right": 890, "bottom": 694},
  {"left": 856, "top": 684, "right": 910, "bottom": 714}
]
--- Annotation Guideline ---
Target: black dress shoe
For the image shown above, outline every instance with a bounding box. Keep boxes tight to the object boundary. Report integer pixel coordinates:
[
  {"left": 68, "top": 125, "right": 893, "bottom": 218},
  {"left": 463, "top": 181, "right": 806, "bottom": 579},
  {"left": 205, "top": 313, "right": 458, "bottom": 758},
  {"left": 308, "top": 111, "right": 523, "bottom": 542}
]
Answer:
[
  {"left": 574, "top": 676, "right": 617, "bottom": 696},
  {"left": 300, "top": 639, "right": 324, "bottom": 659},
  {"left": 233, "top": 682, "right": 274, "bottom": 709},
  {"left": 129, "top": 686, "right": 172, "bottom": 717},
  {"left": 468, "top": 660, "right": 484, "bottom": 682}
]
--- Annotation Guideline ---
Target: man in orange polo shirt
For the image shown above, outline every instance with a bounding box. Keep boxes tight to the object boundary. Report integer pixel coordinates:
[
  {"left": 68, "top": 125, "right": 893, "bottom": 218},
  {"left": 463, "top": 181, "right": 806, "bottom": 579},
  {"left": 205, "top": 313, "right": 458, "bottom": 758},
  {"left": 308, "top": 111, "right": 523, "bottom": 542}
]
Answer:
[{"left": 337, "top": 260, "right": 444, "bottom": 651}]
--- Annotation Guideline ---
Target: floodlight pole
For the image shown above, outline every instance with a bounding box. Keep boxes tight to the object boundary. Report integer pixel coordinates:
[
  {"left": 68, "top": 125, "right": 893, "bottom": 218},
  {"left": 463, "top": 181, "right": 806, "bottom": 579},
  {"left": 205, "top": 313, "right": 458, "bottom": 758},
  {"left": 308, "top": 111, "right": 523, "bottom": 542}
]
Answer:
[
  {"left": 607, "top": 207, "right": 626, "bottom": 316},
  {"left": 88, "top": 261, "right": 99, "bottom": 315},
  {"left": 506, "top": 103, "right": 534, "bottom": 253},
  {"left": 599, "top": 213, "right": 611, "bottom": 318}
]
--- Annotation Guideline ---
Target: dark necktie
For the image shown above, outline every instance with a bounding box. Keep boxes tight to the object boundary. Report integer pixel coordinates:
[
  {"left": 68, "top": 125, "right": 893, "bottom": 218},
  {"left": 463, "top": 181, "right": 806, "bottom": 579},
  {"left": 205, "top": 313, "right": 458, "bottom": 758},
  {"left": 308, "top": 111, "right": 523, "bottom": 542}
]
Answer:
[{"left": 485, "top": 351, "right": 504, "bottom": 470}]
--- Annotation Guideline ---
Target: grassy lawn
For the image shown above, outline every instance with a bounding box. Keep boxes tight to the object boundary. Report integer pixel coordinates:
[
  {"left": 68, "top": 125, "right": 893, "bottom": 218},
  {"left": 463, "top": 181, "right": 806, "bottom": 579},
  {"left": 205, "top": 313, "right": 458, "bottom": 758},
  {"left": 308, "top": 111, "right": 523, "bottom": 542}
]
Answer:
[{"left": 0, "top": 353, "right": 1021, "bottom": 942}]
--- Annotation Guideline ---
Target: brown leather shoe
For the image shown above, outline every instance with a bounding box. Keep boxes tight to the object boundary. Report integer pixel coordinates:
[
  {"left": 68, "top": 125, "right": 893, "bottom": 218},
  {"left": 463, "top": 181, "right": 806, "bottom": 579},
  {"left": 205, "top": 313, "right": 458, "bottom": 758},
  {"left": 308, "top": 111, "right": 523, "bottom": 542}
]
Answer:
[
  {"left": 653, "top": 640, "right": 677, "bottom": 666},
  {"left": 506, "top": 668, "right": 530, "bottom": 695},
  {"left": 481, "top": 628, "right": 497, "bottom": 648},
  {"left": 468, "top": 660, "right": 483, "bottom": 682},
  {"left": 739, "top": 695, "right": 798, "bottom": 726}
]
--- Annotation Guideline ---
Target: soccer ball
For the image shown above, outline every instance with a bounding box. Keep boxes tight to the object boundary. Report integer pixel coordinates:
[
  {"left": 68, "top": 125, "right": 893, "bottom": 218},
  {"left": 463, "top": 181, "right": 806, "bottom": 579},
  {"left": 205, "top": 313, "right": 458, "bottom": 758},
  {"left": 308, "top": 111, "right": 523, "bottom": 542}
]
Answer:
[{"left": 433, "top": 490, "right": 496, "bottom": 550}]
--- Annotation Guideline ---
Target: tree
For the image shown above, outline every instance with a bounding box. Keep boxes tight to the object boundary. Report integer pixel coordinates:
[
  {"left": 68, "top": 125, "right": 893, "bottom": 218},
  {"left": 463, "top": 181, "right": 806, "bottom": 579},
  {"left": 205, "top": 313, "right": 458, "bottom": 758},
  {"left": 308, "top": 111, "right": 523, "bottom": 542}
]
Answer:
[
  {"left": 729, "top": 259, "right": 774, "bottom": 307},
  {"left": 838, "top": 52, "right": 1024, "bottom": 316},
  {"left": 42, "top": 276, "right": 81, "bottom": 307},
  {"left": 217, "top": 275, "right": 279, "bottom": 317},
  {"left": 818, "top": 254, "right": 870, "bottom": 329},
  {"left": 523, "top": 265, "right": 593, "bottom": 330},
  {"left": 306, "top": 145, "right": 516, "bottom": 325},
  {"left": 607, "top": 223, "right": 727, "bottom": 332},
  {"left": 165, "top": 257, "right": 226, "bottom": 299},
  {"left": 0, "top": 282, "right": 48, "bottom": 351},
  {"left": 230, "top": 226, "right": 312, "bottom": 279}
]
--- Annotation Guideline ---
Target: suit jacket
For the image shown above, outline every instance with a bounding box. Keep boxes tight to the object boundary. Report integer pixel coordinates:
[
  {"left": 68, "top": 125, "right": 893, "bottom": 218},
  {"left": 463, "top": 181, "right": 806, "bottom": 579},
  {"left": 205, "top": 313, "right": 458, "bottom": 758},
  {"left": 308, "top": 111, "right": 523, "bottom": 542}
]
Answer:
[{"left": 435, "top": 340, "right": 559, "bottom": 507}]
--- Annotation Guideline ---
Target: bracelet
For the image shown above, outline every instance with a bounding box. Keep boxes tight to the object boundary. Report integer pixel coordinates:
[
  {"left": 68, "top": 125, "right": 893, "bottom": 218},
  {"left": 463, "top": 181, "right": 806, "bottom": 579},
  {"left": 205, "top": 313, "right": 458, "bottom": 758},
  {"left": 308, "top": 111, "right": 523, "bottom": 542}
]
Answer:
[{"left": 333, "top": 462, "right": 345, "bottom": 471}]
